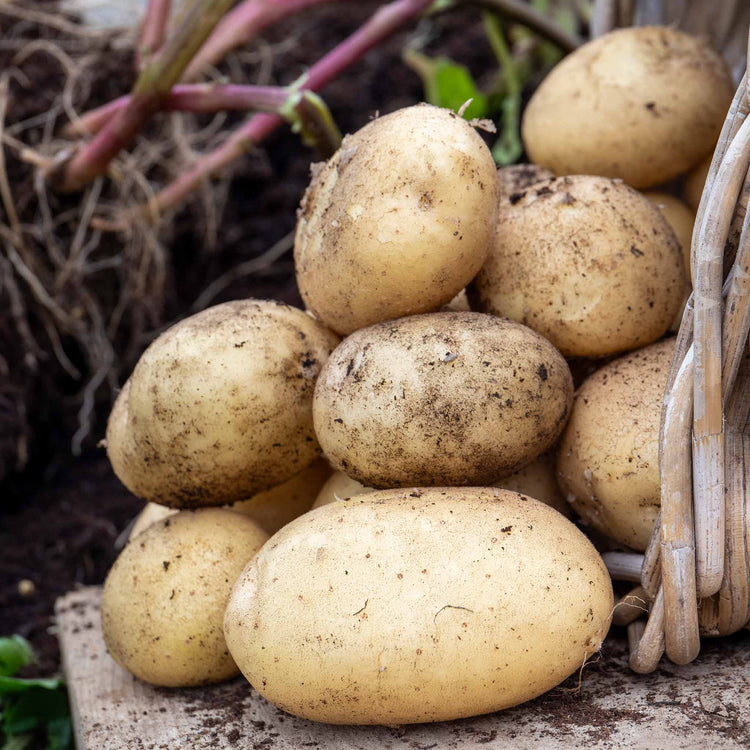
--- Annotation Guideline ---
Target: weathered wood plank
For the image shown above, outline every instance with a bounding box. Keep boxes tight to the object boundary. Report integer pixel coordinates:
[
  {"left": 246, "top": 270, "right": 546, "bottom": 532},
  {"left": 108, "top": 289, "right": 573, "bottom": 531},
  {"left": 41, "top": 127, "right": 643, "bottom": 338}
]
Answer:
[{"left": 56, "top": 587, "right": 750, "bottom": 749}]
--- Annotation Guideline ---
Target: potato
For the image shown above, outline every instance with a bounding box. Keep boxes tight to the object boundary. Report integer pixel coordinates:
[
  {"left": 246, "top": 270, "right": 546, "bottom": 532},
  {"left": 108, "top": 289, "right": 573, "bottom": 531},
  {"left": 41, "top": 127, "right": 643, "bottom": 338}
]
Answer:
[
  {"left": 644, "top": 192, "right": 695, "bottom": 278},
  {"left": 314, "top": 312, "right": 573, "bottom": 488},
  {"left": 683, "top": 155, "right": 711, "bottom": 211},
  {"left": 522, "top": 27, "right": 734, "bottom": 189},
  {"left": 557, "top": 338, "right": 675, "bottom": 551},
  {"left": 130, "top": 459, "right": 331, "bottom": 539},
  {"left": 315, "top": 454, "right": 570, "bottom": 518},
  {"left": 224, "top": 488, "right": 613, "bottom": 724},
  {"left": 102, "top": 508, "right": 268, "bottom": 687},
  {"left": 106, "top": 300, "right": 339, "bottom": 508},
  {"left": 469, "top": 176, "right": 685, "bottom": 357},
  {"left": 312, "top": 470, "right": 372, "bottom": 509},
  {"left": 495, "top": 453, "right": 571, "bottom": 518},
  {"left": 294, "top": 104, "right": 499, "bottom": 335}
]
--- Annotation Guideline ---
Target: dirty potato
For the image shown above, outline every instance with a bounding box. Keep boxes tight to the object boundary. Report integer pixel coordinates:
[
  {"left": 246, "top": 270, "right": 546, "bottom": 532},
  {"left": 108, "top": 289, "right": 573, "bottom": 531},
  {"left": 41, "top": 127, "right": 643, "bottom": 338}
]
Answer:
[
  {"left": 295, "top": 104, "right": 499, "bottom": 335},
  {"left": 224, "top": 488, "right": 613, "bottom": 724},
  {"left": 106, "top": 300, "right": 339, "bottom": 508},
  {"left": 313, "top": 312, "right": 573, "bottom": 487},
  {"left": 469, "top": 176, "right": 685, "bottom": 358}
]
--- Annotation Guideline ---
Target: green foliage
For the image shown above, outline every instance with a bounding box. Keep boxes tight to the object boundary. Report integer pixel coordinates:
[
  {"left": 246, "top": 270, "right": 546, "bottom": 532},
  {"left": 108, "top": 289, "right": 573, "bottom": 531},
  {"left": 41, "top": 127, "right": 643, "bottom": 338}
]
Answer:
[{"left": 0, "top": 637, "right": 71, "bottom": 750}]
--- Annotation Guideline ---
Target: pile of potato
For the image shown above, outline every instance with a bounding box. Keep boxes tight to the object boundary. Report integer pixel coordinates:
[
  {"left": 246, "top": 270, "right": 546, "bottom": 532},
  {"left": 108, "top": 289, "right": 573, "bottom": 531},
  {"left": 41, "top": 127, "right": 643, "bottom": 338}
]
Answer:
[{"left": 101, "top": 26, "right": 734, "bottom": 726}]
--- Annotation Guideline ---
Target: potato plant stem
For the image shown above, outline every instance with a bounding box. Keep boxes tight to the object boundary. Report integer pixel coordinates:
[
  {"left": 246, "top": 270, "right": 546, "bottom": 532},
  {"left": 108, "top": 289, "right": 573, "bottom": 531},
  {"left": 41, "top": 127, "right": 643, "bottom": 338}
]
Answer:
[
  {"left": 65, "top": 85, "right": 293, "bottom": 137},
  {"left": 142, "top": 0, "right": 433, "bottom": 219},
  {"left": 182, "top": 0, "right": 336, "bottom": 82},
  {"left": 55, "top": 0, "right": 237, "bottom": 192},
  {"left": 138, "top": 0, "right": 172, "bottom": 70}
]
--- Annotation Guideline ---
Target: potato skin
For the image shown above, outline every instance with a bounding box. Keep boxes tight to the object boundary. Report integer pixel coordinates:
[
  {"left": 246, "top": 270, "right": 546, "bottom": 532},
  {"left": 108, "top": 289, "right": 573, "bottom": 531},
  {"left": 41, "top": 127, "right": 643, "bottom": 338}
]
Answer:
[
  {"left": 294, "top": 104, "right": 499, "bottom": 335},
  {"left": 522, "top": 27, "right": 734, "bottom": 189},
  {"left": 106, "top": 300, "right": 339, "bottom": 508},
  {"left": 312, "top": 470, "right": 372, "bottom": 509},
  {"left": 130, "top": 459, "right": 331, "bottom": 539},
  {"left": 497, "top": 163, "right": 554, "bottom": 200},
  {"left": 557, "top": 338, "right": 675, "bottom": 551},
  {"left": 313, "top": 312, "right": 573, "bottom": 488},
  {"left": 224, "top": 488, "right": 613, "bottom": 725},
  {"left": 469, "top": 176, "right": 685, "bottom": 357},
  {"left": 102, "top": 509, "right": 269, "bottom": 687}
]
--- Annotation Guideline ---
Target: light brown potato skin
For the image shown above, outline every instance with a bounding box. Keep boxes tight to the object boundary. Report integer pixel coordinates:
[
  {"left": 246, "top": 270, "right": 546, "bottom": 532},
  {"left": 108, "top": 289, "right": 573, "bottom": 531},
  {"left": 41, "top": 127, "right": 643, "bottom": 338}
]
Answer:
[
  {"left": 102, "top": 509, "right": 269, "bottom": 687},
  {"left": 522, "top": 27, "right": 734, "bottom": 189},
  {"left": 130, "top": 459, "right": 332, "bottom": 539},
  {"left": 106, "top": 300, "right": 339, "bottom": 508},
  {"left": 312, "top": 470, "right": 372, "bottom": 509},
  {"left": 683, "top": 155, "right": 711, "bottom": 211},
  {"left": 314, "top": 312, "right": 573, "bottom": 488},
  {"left": 557, "top": 338, "right": 675, "bottom": 551},
  {"left": 224, "top": 488, "right": 613, "bottom": 725},
  {"left": 294, "top": 104, "right": 499, "bottom": 335},
  {"left": 644, "top": 192, "right": 695, "bottom": 277},
  {"left": 469, "top": 176, "right": 685, "bottom": 358},
  {"left": 315, "top": 456, "right": 570, "bottom": 517}
]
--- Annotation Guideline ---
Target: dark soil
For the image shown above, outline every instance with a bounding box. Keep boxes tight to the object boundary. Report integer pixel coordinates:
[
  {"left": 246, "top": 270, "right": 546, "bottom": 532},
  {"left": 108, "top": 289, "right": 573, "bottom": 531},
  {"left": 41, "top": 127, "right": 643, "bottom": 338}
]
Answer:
[{"left": 0, "top": 1, "right": 504, "bottom": 676}]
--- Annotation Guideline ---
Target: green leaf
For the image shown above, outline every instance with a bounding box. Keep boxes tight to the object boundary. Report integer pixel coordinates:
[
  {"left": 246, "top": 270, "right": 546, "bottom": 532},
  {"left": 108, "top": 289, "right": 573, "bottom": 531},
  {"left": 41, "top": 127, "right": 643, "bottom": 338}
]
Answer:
[
  {"left": 45, "top": 716, "right": 72, "bottom": 750},
  {"left": 0, "top": 677, "right": 62, "bottom": 695},
  {"left": 2, "top": 688, "right": 69, "bottom": 736},
  {"left": 0, "top": 638, "right": 34, "bottom": 679},
  {"left": 404, "top": 50, "right": 488, "bottom": 119}
]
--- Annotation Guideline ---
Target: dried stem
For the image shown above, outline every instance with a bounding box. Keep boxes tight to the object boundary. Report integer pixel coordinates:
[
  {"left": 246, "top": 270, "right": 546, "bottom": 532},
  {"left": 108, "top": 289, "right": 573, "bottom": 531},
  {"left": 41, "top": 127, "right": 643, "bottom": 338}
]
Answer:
[
  {"left": 54, "top": 0, "right": 237, "bottom": 192},
  {"left": 601, "top": 552, "right": 643, "bottom": 582},
  {"left": 138, "top": 0, "right": 172, "bottom": 70},
  {"left": 183, "top": 0, "right": 335, "bottom": 82},
  {"left": 629, "top": 586, "right": 666, "bottom": 674},
  {"left": 612, "top": 586, "right": 649, "bottom": 628},
  {"left": 128, "top": 0, "right": 433, "bottom": 222}
]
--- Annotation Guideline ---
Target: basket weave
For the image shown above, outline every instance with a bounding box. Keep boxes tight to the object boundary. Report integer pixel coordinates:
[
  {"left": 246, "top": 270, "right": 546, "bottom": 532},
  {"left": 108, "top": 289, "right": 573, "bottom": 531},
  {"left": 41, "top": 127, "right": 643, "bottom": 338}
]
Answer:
[{"left": 592, "top": 0, "right": 750, "bottom": 671}]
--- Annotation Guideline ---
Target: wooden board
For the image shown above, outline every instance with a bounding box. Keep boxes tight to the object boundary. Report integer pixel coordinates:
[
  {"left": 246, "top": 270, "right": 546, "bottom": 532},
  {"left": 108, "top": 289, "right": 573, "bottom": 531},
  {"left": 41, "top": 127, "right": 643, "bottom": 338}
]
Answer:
[{"left": 56, "top": 587, "right": 750, "bottom": 749}]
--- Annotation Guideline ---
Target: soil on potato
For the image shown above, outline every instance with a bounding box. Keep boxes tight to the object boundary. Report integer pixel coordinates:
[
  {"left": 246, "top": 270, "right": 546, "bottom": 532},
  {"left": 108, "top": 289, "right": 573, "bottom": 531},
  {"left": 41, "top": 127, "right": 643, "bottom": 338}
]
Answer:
[{"left": 0, "top": 1, "right": 501, "bottom": 677}]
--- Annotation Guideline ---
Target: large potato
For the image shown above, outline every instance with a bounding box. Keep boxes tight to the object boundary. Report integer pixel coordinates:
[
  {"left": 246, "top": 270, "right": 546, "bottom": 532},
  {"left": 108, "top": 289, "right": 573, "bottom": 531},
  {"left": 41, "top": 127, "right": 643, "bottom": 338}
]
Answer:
[
  {"left": 522, "top": 27, "right": 734, "bottom": 189},
  {"left": 106, "top": 300, "right": 338, "bottom": 508},
  {"left": 102, "top": 509, "right": 268, "bottom": 687},
  {"left": 224, "top": 488, "right": 613, "bottom": 724},
  {"left": 469, "top": 176, "right": 685, "bottom": 357},
  {"left": 295, "top": 104, "right": 499, "bottom": 335},
  {"left": 557, "top": 338, "right": 675, "bottom": 551},
  {"left": 130, "top": 459, "right": 331, "bottom": 538},
  {"left": 314, "top": 312, "right": 573, "bottom": 487}
]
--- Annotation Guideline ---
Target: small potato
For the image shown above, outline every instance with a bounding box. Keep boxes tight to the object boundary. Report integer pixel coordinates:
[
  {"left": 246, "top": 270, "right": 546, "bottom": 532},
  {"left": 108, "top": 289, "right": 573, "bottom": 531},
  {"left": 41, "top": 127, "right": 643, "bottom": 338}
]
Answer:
[
  {"left": 315, "top": 456, "right": 570, "bottom": 518},
  {"left": 557, "top": 338, "right": 675, "bottom": 551},
  {"left": 312, "top": 470, "right": 372, "bottom": 509},
  {"left": 644, "top": 192, "right": 695, "bottom": 277},
  {"left": 102, "top": 509, "right": 269, "bottom": 687},
  {"left": 522, "top": 27, "right": 734, "bottom": 188},
  {"left": 130, "top": 459, "right": 331, "bottom": 539},
  {"left": 683, "top": 155, "right": 711, "bottom": 211},
  {"left": 469, "top": 176, "right": 685, "bottom": 357},
  {"left": 295, "top": 104, "right": 499, "bottom": 335},
  {"left": 106, "top": 300, "right": 338, "bottom": 508},
  {"left": 314, "top": 312, "right": 573, "bottom": 488},
  {"left": 224, "top": 488, "right": 613, "bottom": 724}
]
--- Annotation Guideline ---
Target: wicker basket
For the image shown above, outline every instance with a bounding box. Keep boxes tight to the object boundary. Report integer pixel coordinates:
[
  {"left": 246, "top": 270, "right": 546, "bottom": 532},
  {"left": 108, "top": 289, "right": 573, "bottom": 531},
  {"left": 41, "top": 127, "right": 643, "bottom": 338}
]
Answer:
[{"left": 591, "top": 0, "right": 750, "bottom": 672}]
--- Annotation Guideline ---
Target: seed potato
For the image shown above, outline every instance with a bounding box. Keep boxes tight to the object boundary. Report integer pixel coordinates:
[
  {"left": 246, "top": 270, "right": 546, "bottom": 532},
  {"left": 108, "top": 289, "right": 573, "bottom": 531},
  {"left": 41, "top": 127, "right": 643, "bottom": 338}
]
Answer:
[
  {"left": 106, "top": 300, "right": 339, "bottom": 508},
  {"left": 102, "top": 508, "right": 269, "bottom": 687},
  {"left": 469, "top": 176, "right": 685, "bottom": 357},
  {"left": 313, "top": 312, "right": 573, "bottom": 487},
  {"left": 224, "top": 488, "right": 613, "bottom": 724},
  {"left": 557, "top": 338, "right": 675, "bottom": 551},
  {"left": 294, "top": 104, "right": 499, "bottom": 335},
  {"left": 130, "top": 459, "right": 331, "bottom": 539},
  {"left": 522, "top": 27, "right": 734, "bottom": 188}
]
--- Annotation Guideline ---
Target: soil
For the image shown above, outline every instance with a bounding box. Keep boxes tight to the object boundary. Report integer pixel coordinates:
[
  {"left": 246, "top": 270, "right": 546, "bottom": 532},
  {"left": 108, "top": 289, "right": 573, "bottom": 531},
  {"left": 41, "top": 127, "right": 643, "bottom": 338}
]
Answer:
[{"left": 0, "top": 0, "right": 504, "bottom": 677}]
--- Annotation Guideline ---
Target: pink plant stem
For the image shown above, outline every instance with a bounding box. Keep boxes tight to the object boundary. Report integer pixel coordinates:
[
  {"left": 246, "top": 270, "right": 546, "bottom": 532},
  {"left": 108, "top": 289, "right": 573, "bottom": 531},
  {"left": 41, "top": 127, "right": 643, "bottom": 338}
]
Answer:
[
  {"left": 182, "top": 0, "right": 334, "bottom": 82},
  {"left": 54, "top": 0, "right": 237, "bottom": 192},
  {"left": 138, "top": 0, "right": 172, "bottom": 70},
  {"left": 65, "top": 85, "right": 290, "bottom": 137},
  {"left": 148, "top": 0, "right": 433, "bottom": 217}
]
